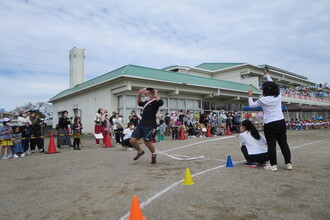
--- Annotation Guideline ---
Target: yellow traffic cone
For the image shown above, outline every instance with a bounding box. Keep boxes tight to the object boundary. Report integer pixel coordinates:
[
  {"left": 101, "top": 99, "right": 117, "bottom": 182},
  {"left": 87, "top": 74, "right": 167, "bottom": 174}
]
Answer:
[{"left": 182, "top": 168, "right": 195, "bottom": 185}]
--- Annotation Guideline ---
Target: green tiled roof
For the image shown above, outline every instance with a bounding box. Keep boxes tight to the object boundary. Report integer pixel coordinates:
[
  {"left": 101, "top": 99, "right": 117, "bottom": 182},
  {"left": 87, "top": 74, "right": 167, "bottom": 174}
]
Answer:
[
  {"left": 195, "top": 63, "right": 246, "bottom": 71},
  {"left": 49, "top": 64, "right": 259, "bottom": 102}
]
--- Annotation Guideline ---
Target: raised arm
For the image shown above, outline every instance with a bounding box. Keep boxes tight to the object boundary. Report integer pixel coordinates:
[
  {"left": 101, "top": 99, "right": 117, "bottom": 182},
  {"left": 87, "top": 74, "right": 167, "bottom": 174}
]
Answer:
[
  {"left": 264, "top": 69, "right": 273, "bottom": 82},
  {"left": 154, "top": 89, "right": 161, "bottom": 101},
  {"left": 247, "top": 90, "right": 262, "bottom": 108}
]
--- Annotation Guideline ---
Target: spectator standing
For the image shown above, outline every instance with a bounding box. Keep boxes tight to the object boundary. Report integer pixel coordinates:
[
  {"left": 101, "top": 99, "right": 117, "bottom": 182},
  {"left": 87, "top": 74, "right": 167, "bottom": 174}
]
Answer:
[
  {"left": 30, "top": 111, "right": 45, "bottom": 153},
  {"left": 113, "top": 113, "right": 124, "bottom": 144},
  {"left": 12, "top": 126, "right": 25, "bottom": 158},
  {"left": 0, "top": 118, "right": 13, "bottom": 159},
  {"left": 71, "top": 116, "right": 83, "bottom": 150},
  {"left": 94, "top": 108, "right": 105, "bottom": 146},
  {"left": 57, "top": 111, "right": 73, "bottom": 149},
  {"left": 17, "top": 110, "right": 32, "bottom": 154},
  {"left": 157, "top": 120, "right": 166, "bottom": 142},
  {"left": 164, "top": 113, "right": 171, "bottom": 136},
  {"left": 129, "top": 110, "right": 141, "bottom": 127}
]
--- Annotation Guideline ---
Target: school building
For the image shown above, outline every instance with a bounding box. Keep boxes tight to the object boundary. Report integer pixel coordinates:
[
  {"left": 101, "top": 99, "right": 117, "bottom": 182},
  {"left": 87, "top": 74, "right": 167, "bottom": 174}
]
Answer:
[{"left": 49, "top": 48, "right": 330, "bottom": 133}]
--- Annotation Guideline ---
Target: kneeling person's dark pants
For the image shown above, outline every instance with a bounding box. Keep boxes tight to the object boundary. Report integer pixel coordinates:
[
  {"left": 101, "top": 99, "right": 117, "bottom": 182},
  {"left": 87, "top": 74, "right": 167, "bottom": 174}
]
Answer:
[
  {"left": 122, "top": 138, "right": 133, "bottom": 148},
  {"left": 241, "top": 145, "right": 269, "bottom": 163}
]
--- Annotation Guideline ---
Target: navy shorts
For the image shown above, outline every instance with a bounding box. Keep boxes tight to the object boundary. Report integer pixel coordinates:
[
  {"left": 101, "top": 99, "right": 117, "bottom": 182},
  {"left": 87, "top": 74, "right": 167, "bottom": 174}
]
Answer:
[{"left": 131, "top": 126, "right": 154, "bottom": 141}]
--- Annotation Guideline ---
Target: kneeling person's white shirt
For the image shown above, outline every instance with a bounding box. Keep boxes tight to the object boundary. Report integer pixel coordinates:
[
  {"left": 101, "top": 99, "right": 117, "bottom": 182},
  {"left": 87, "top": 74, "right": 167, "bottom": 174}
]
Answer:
[
  {"left": 239, "top": 131, "right": 267, "bottom": 155},
  {"left": 123, "top": 128, "right": 133, "bottom": 140}
]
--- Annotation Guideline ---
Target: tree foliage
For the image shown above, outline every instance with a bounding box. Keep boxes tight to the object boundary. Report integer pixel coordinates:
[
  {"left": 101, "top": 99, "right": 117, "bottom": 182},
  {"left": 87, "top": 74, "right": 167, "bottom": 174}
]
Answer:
[{"left": 10, "top": 102, "right": 53, "bottom": 118}]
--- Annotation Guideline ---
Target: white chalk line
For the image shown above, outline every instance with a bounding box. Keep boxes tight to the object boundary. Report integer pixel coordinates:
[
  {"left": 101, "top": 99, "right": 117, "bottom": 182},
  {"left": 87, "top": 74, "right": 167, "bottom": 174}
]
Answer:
[
  {"left": 161, "top": 135, "right": 236, "bottom": 153},
  {"left": 119, "top": 140, "right": 324, "bottom": 220},
  {"left": 155, "top": 135, "right": 236, "bottom": 161}
]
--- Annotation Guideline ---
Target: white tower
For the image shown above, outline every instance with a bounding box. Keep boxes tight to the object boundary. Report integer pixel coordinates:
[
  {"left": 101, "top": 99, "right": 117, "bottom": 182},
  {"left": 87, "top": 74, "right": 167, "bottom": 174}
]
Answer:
[{"left": 69, "top": 47, "right": 85, "bottom": 88}]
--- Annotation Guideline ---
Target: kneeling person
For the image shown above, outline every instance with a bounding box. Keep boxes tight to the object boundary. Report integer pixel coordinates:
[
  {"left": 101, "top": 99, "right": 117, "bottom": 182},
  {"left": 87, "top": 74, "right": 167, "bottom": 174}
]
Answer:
[
  {"left": 130, "top": 88, "right": 163, "bottom": 164},
  {"left": 239, "top": 120, "right": 269, "bottom": 168},
  {"left": 122, "top": 122, "right": 135, "bottom": 150}
]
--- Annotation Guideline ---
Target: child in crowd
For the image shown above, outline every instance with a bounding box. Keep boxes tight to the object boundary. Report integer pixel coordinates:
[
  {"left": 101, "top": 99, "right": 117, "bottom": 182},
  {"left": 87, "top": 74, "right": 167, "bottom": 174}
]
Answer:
[
  {"left": 0, "top": 118, "right": 13, "bottom": 159},
  {"left": 157, "top": 120, "right": 166, "bottom": 142},
  {"left": 122, "top": 122, "right": 135, "bottom": 150},
  {"left": 239, "top": 120, "right": 269, "bottom": 168},
  {"left": 171, "top": 113, "right": 178, "bottom": 140},
  {"left": 199, "top": 123, "right": 207, "bottom": 137},
  {"left": 71, "top": 116, "right": 83, "bottom": 150},
  {"left": 12, "top": 126, "right": 26, "bottom": 158}
]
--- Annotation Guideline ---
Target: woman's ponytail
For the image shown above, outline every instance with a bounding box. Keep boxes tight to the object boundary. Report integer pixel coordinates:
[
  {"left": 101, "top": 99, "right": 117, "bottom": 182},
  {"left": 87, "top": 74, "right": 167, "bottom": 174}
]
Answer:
[{"left": 241, "top": 120, "right": 260, "bottom": 140}]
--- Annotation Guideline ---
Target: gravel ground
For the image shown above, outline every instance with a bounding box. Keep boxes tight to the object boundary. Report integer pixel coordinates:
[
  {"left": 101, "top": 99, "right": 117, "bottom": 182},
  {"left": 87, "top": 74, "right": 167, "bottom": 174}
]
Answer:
[{"left": 0, "top": 129, "right": 329, "bottom": 220}]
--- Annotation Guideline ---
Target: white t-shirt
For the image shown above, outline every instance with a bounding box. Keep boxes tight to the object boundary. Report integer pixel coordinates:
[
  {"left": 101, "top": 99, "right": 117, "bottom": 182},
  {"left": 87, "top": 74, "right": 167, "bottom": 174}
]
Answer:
[
  {"left": 123, "top": 128, "right": 133, "bottom": 140},
  {"left": 248, "top": 74, "right": 284, "bottom": 124},
  {"left": 239, "top": 131, "right": 267, "bottom": 155}
]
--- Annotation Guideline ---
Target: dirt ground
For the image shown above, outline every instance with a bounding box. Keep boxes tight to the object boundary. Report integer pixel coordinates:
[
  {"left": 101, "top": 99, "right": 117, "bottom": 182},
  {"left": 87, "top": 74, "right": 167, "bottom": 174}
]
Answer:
[{"left": 0, "top": 129, "right": 329, "bottom": 220}]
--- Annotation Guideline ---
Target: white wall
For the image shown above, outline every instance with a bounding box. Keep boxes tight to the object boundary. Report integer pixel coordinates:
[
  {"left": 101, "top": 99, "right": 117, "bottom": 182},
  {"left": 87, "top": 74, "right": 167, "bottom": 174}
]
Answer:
[{"left": 52, "top": 85, "right": 115, "bottom": 133}]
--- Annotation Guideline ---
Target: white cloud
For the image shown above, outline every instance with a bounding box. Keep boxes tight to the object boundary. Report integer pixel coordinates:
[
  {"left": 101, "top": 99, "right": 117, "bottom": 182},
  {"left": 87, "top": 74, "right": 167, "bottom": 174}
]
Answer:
[{"left": 0, "top": 0, "right": 329, "bottom": 110}]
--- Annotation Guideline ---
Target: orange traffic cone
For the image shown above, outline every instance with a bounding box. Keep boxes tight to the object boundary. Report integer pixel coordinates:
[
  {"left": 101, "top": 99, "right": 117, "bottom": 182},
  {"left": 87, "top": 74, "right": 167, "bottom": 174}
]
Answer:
[
  {"left": 206, "top": 127, "right": 212, "bottom": 137},
  {"left": 127, "top": 195, "right": 146, "bottom": 220},
  {"left": 45, "top": 133, "right": 60, "bottom": 154},
  {"left": 103, "top": 131, "right": 114, "bottom": 148},
  {"left": 226, "top": 125, "right": 232, "bottom": 135},
  {"left": 179, "top": 127, "right": 186, "bottom": 140}
]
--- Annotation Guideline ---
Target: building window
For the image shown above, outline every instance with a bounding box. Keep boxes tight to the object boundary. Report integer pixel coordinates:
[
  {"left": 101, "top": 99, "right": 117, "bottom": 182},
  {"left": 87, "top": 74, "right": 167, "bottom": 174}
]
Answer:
[
  {"left": 187, "top": 100, "right": 194, "bottom": 109},
  {"left": 178, "top": 99, "right": 185, "bottom": 109},
  {"left": 169, "top": 98, "right": 177, "bottom": 108},
  {"left": 118, "top": 96, "right": 124, "bottom": 108},
  {"left": 126, "top": 95, "right": 136, "bottom": 107},
  {"left": 195, "top": 100, "right": 201, "bottom": 109},
  {"left": 203, "top": 102, "right": 210, "bottom": 110}
]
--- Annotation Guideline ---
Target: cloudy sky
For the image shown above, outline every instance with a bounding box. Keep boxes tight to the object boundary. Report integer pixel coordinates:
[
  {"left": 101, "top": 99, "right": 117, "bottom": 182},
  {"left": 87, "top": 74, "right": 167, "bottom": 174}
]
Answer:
[{"left": 1, "top": 0, "right": 329, "bottom": 111}]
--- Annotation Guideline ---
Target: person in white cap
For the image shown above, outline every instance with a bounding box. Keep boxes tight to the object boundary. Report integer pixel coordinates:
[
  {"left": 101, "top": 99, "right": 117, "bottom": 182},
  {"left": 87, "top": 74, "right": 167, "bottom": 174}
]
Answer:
[{"left": 0, "top": 118, "right": 13, "bottom": 159}]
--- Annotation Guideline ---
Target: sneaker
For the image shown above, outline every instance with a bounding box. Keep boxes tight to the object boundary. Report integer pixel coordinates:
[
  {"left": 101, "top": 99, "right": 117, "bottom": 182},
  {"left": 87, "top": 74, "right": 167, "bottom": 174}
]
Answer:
[
  {"left": 264, "top": 164, "right": 278, "bottom": 171},
  {"left": 39, "top": 149, "right": 44, "bottom": 153},
  {"left": 244, "top": 162, "right": 257, "bottom": 168},
  {"left": 284, "top": 163, "right": 293, "bottom": 170},
  {"left": 20, "top": 153, "right": 27, "bottom": 158},
  {"left": 1, "top": 155, "right": 9, "bottom": 160},
  {"left": 13, "top": 154, "right": 19, "bottom": 159},
  {"left": 133, "top": 151, "right": 145, "bottom": 160},
  {"left": 151, "top": 154, "right": 157, "bottom": 164}
]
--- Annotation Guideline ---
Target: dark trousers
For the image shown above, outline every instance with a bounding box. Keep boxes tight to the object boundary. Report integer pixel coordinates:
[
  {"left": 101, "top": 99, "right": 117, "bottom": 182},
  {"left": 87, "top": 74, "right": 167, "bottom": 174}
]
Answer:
[
  {"left": 114, "top": 128, "right": 123, "bottom": 144},
  {"left": 172, "top": 127, "right": 178, "bottom": 140},
  {"left": 241, "top": 145, "right": 269, "bottom": 163},
  {"left": 22, "top": 134, "right": 30, "bottom": 152},
  {"left": 73, "top": 138, "right": 80, "bottom": 149},
  {"left": 30, "top": 134, "right": 44, "bottom": 151},
  {"left": 264, "top": 119, "right": 291, "bottom": 165}
]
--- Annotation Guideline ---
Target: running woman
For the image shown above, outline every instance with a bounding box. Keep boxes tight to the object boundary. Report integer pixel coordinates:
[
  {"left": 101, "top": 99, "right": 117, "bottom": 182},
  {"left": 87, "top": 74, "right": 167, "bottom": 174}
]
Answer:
[
  {"left": 248, "top": 66, "right": 292, "bottom": 171},
  {"left": 130, "top": 88, "right": 163, "bottom": 164}
]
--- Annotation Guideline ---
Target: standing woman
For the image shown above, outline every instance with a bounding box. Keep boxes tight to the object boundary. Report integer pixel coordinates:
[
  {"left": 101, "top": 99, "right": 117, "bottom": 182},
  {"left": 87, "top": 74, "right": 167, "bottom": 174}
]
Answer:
[
  {"left": 94, "top": 108, "right": 105, "bottom": 146},
  {"left": 57, "top": 111, "right": 73, "bottom": 149},
  {"left": 112, "top": 113, "right": 124, "bottom": 144},
  {"left": 248, "top": 67, "right": 292, "bottom": 171}
]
